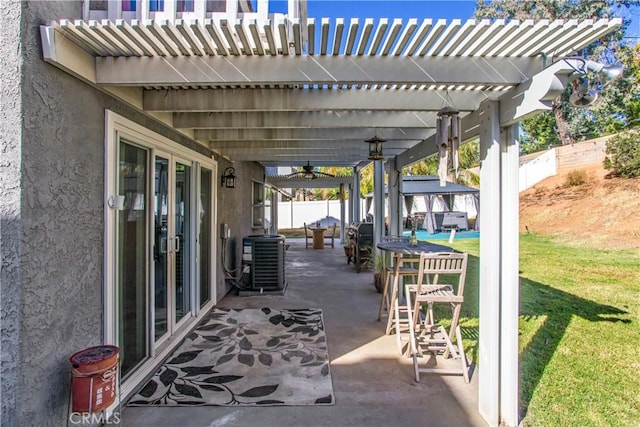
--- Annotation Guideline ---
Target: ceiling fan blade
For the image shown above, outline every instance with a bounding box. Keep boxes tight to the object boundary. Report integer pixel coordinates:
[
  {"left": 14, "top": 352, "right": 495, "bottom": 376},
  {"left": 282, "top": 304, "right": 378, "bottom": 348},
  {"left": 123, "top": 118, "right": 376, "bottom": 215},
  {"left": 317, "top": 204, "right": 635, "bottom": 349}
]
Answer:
[{"left": 285, "top": 162, "right": 335, "bottom": 179}]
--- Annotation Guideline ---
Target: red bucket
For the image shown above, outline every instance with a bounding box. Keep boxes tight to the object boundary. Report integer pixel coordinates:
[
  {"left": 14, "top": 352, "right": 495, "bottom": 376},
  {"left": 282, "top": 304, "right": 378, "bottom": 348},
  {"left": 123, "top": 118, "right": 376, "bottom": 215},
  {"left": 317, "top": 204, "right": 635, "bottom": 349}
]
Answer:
[{"left": 70, "top": 345, "right": 119, "bottom": 413}]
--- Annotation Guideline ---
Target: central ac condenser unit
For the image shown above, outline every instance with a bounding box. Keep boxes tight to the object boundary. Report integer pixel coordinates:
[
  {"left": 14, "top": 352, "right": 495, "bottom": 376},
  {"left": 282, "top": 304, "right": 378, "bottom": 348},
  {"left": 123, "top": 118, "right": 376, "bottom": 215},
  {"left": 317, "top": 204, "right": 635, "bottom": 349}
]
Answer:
[{"left": 241, "top": 235, "right": 286, "bottom": 293}]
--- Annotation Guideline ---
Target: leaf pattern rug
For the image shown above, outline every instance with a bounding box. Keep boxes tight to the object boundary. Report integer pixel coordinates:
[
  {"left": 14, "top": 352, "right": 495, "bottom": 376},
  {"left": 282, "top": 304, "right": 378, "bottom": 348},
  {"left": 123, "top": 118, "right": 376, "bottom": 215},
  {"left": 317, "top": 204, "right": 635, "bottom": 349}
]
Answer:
[{"left": 128, "top": 308, "right": 334, "bottom": 406}]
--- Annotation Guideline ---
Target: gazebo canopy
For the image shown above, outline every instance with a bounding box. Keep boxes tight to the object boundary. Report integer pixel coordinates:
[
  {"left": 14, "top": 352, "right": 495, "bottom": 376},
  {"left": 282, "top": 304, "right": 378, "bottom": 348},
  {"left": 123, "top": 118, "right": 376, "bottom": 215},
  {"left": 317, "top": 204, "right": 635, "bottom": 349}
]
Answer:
[{"left": 365, "top": 175, "right": 479, "bottom": 197}]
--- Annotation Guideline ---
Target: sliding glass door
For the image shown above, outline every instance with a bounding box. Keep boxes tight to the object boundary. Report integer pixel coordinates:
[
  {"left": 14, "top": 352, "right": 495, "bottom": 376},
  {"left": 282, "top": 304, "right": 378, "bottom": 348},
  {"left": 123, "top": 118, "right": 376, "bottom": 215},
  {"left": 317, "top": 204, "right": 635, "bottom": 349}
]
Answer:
[
  {"left": 117, "top": 141, "right": 149, "bottom": 376},
  {"left": 199, "top": 168, "right": 212, "bottom": 307},
  {"left": 152, "top": 154, "right": 196, "bottom": 347},
  {"left": 153, "top": 155, "right": 169, "bottom": 342},
  {"left": 107, "top": 112, "right": 216, "bottom": 391},
  {"left": 174, "top": 160, "right": 192, "bottom": 324},
  {"left": 114, "top": 142, "right": 214, "bottom": 379}
]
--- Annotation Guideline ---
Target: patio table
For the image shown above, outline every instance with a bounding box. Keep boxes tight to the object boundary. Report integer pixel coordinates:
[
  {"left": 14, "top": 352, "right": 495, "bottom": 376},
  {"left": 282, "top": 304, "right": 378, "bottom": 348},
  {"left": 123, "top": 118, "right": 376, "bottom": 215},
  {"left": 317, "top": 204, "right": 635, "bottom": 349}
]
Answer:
[{"left": 311, "top": 227, "right": 327, "bottom": 249}]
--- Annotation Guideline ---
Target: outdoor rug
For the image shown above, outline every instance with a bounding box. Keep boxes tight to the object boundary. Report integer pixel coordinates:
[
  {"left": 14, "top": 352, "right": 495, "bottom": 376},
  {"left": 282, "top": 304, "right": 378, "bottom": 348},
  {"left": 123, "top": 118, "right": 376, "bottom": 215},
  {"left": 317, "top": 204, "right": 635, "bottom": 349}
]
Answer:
[{"left": 128, "top": 308, "right": 334, "bottom": 406}]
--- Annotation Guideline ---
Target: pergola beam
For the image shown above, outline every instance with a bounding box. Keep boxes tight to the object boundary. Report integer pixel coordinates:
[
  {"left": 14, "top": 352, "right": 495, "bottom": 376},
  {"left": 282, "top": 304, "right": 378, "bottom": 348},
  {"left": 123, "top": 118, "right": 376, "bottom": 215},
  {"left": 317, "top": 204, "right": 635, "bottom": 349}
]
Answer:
[
  {"left": 209, "top": 140, "right": 417, "bottom": 150},
  {"left": 144, "top": 87, "right": 486, "bottom": 112},
  {"left": 96, "top": 55, "right": 541, "bottom": 86},
  {"left": 216, "top": 148, "right": 408, "bottom": 158},
  {"left": 394, "top": 56, "right": 588, "bottom": 170},
  {"left": 195, "top": 127, "right": 432, "bottom": 141},
  {"left": 175, "top": 111, "right": 439, "bottom": 129},
  {"left": 499, "top": 57, "right": 587, "bottom": 125}
]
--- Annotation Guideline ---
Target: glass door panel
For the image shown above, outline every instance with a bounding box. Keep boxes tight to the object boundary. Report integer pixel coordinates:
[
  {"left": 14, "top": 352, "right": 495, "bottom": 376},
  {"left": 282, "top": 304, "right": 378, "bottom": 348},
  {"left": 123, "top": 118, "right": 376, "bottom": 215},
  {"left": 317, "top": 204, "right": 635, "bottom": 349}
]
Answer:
[
  {"left": 199, "top": 168, "right": 212, "bottom": 307},
  {"left": 153, "top": 156, "right": 169, "bottom": 342},
  {"left": 117, "top": 141, "right": 148, "bottom": 377},
  {"left": 174, "top": 161, "right": 192, "bottom": 323}
]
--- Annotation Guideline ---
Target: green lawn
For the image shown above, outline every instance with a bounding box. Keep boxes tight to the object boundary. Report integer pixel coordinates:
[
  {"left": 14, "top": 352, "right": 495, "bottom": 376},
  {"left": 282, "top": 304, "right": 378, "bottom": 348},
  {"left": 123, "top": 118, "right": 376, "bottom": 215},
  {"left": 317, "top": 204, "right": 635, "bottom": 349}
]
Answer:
[{"left": 440, "top": 234, "right": 640, "bottom": 427}]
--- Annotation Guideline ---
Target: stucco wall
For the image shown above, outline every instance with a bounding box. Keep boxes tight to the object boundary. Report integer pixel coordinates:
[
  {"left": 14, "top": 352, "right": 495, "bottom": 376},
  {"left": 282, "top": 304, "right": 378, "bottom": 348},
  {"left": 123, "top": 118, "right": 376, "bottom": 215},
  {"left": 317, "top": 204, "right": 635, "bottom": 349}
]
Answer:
[
  {"left": 1, "top": 1, "right": 24, "bottom": 425},
  {"left": 17, "top": 2, "right": 106, "bottom": 426},
  {"left": 216, "top": 160, "right": 267, "bottom": 297},
  {"left": 2, "top": 2, "right": 215, "bottom": 426}
]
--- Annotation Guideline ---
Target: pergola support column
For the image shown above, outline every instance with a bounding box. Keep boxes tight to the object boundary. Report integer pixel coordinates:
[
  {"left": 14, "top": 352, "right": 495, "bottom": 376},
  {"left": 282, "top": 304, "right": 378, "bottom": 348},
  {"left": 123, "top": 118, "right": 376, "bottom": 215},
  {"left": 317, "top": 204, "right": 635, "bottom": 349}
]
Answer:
[
  {"left": 339, "top": 183, "right": 346, "bottom": 243},
  {"left": 352, "top": 168, "right": 361, "bottom": 223},
  {"left": 500, "top": 123, "right": 520, "bottom": 427},
  {"left": 385, "top": 158, "right": 402, "bottom": 237},
  {"left": 478, "top": 100, "right": 520, "bottom": 427},
  {"left": 270, "top": 188, "right": 278, "bottom": 234},
  {"left": 373, "top": 160, "right": 385, "bottom": 246}
]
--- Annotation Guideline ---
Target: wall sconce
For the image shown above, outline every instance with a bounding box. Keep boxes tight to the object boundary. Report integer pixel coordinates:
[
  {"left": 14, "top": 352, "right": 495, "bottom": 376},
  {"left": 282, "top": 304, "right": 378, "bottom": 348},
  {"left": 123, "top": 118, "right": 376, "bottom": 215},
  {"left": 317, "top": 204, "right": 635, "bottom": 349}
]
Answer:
[
  {"left": 365, "top": 135, "right": 385, "bottom": 160},
  {"left": 221, "top": 167, "right": 236, "bottom": 188}
]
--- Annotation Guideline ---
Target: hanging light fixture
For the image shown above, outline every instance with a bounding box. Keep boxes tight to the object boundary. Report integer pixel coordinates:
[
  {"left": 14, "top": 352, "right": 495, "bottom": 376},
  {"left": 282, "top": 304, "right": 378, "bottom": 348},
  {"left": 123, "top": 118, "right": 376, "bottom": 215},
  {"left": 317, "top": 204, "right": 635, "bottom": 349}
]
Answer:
[
  {"left": 221, "top": 167, "right": 236, "bottom": 188},
  {"left": 285, "top": 162, "right": 335, "bottom": 180},
  {"left": 365, "top": 135, "right": 385, "bottom": 160}
]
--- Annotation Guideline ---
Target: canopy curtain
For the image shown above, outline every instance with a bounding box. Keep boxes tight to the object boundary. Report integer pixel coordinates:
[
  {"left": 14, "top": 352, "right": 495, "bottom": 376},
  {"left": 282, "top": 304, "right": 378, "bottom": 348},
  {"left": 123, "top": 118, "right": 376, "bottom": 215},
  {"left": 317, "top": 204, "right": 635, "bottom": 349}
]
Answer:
[
  {"left": 438, "top": 195, "right": 450, "bottom": 211},
  {"left": 365, "top": 196, "right": 373, "bottom": 222},
  {"left": 442, "top": 194, "right": 453, "bottom": 211},
  {"left": 404, "top": 195, "right": 414, "bottom": 228},
  {"left": 472, "top": 193, "right": 480, "bottom": 231},
  {"left": 423, "top": 195, "right": 436, "bottom": 234}
]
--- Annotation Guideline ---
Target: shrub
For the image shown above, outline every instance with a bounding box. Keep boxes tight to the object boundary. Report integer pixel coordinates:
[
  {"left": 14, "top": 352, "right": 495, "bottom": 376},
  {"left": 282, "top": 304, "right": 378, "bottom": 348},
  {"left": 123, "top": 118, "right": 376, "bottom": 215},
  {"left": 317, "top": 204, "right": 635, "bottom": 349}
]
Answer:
[
  {"left": 563, "top": 169, "right": 588, "bottom": 187},
  {"left": 603, "top": 130, "right": 640, "bottom": 178}
]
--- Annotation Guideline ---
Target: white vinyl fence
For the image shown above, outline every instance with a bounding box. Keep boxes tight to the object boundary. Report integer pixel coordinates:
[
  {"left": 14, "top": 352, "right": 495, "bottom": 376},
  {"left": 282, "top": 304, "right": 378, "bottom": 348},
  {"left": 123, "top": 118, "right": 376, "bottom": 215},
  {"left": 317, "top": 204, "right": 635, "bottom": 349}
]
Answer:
[
  {"left": 277, "top": 200, "right": 369, "bottom": 228},
  {"left": 519, "top": 148, "right": 557, "bottom": 191}
]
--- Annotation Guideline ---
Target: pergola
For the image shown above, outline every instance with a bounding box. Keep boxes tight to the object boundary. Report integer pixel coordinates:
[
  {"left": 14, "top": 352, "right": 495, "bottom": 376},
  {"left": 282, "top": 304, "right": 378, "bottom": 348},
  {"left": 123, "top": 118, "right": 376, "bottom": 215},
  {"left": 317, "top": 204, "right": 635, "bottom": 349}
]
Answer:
[{"left": 40, "top": 2, "right": 621, "bottom": 425}]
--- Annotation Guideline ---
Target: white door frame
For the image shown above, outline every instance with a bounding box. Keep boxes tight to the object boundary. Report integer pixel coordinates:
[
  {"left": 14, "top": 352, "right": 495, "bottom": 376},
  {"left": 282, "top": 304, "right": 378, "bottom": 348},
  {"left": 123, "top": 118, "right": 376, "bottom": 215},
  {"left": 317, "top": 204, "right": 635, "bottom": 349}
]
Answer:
[{"left": 104, "top": 110, "right": 217, "bottom": 399}]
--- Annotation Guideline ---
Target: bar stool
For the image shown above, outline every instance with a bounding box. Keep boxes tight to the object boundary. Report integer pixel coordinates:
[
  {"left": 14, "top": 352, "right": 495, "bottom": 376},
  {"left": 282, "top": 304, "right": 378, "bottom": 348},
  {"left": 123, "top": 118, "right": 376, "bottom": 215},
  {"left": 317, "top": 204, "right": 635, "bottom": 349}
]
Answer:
[
  {"left": 376, "top": 236, "right": 421, "bottom": 354},
  {"left": 405, "top": 252, "right": 470, "bottom": 383}
]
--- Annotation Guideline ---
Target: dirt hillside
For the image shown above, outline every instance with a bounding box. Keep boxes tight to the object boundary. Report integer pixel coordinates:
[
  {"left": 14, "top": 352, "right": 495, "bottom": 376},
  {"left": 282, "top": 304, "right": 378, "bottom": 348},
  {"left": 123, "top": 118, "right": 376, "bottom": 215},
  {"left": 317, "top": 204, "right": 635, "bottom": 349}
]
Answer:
[{"left": 519, "top": 164, "right": 640, "bottom": 250}]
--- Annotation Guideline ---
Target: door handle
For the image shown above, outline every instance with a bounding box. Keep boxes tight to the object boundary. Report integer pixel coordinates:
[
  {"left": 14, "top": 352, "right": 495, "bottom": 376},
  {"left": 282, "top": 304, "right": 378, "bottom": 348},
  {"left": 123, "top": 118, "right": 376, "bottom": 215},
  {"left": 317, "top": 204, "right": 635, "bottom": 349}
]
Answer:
[
  {"left": 175, "top": 236, "right": 180, "bottom": 253},
  {"left": 160, "top": 237, "right": 167, "bottom": 254}
]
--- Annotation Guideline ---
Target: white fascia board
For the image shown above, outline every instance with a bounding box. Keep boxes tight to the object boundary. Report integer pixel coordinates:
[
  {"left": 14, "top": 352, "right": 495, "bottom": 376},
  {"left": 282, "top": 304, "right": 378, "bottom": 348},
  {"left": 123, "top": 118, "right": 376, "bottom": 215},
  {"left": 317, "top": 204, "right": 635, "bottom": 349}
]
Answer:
[
  {"left": 96, "top": 55, "right": 540, "bottom": 86},
  {"left": 40, "top": 25, "right": 97, "bottom": 84},
  {"left": 39, "top": 25, "right": 159, "bottom": 123}
]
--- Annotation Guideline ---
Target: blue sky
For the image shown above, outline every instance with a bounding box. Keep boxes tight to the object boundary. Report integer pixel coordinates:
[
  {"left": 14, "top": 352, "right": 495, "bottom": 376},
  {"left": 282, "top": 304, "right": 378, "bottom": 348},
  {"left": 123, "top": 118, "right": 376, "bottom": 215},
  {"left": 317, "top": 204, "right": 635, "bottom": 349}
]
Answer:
[
  {"left": 269, "top": 0, "right": 640, "bottom": 40},
  {"left": 306, "top": 0, "right": 476, "bottom": 21}
]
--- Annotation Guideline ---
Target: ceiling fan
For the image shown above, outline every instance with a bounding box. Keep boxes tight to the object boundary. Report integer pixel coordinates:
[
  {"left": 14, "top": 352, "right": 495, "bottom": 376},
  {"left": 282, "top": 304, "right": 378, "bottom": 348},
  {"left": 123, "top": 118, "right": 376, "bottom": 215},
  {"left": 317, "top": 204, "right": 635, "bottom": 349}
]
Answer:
[{"left": 286, "top": 161, "right": 335, "bottom": 180}]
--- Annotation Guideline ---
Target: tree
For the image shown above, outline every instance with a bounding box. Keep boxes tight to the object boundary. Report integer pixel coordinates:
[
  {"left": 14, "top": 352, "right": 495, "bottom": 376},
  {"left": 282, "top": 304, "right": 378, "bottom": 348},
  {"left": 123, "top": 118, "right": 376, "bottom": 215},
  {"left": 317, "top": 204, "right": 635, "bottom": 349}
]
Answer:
[
  {"left": 475, "top": 0, "right": 640, "bottom": 149},
  {"left": 591, "top": 43, "right": 640, "bottom": 132},
  {"left": 519, "top": 111, "right": 561, "bottom": 154},
  {"left": 603, "top": 129, "right": 640, "bottom": 177}
]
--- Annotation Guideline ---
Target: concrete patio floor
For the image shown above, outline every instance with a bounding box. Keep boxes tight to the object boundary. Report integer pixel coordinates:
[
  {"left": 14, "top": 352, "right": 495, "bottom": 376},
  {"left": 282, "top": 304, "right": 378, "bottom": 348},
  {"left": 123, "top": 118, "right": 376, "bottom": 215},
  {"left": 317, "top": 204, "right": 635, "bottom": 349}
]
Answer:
[{"left": 121, "top": 238, "right": 487, "bottom": 427}]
